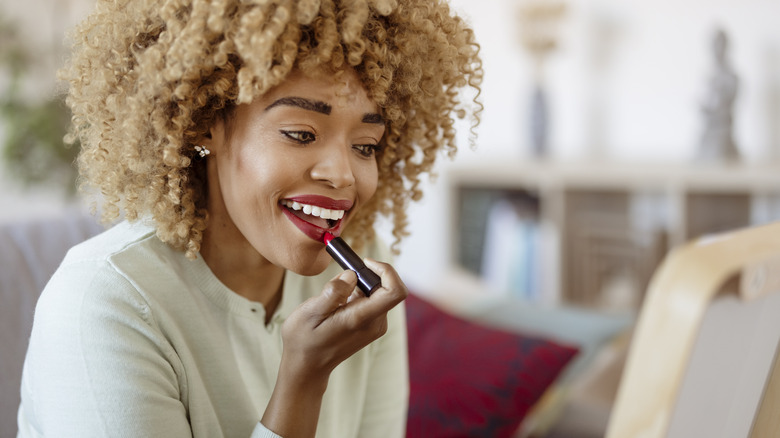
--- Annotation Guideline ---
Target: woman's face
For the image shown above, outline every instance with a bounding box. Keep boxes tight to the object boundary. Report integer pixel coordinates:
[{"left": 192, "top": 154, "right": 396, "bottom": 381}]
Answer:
[{"left": 205, "top": 69, "right": 384, "bottom": 276}]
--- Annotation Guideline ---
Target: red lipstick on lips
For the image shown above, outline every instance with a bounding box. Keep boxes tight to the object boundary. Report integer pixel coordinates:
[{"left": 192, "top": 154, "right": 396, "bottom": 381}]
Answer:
[
  {"left": 280, "top": 195, "right": 352, "bottom": 242},
  {"left": 323, "top": 232, "right": 382, "bottom": 296}
]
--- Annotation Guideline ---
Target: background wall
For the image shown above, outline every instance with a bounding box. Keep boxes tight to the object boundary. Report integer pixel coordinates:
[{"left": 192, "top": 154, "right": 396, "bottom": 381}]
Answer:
[
  {"left": 0, "top": 0, "right": 94, "bottom": 221},
  {"left": 2, "top": 0, "right": 779, "bottom": 294},
  {"left": 385, "top": 0, "right": 780, "bottom": 294}
]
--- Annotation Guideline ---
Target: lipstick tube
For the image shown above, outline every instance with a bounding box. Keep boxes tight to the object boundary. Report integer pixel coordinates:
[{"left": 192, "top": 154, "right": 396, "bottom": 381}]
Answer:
[{"left": 324, "top": 234, "right": 382, "bottom": 296}]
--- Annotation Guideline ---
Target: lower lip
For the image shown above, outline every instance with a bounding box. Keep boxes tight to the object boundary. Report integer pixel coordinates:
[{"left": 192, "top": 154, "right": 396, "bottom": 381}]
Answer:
[{"left": 280, "top": 205, "right": 341, "bottom": 242}]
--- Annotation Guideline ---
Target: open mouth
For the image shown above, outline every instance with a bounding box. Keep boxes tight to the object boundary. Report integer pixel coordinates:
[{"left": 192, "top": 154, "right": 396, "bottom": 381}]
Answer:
[{"left": 281, "top": 199, "right": 345, "bottom": 230}]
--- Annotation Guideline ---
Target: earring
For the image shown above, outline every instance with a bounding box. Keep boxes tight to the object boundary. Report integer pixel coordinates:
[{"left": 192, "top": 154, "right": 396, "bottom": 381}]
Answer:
[{"left": 194, "top": 145, "right": 211, "bottom": 158}]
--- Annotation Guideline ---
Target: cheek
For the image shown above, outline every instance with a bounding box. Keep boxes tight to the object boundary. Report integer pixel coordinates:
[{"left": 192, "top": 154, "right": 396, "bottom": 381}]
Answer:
[
  {"left": 230, "top": 135, "right": 284, "bottom": 189},
  {"left": 218, "top": 147, "right": 284, "bottom": 220},
  {"left": 357, "top": 161, "right": 379, "bottom": 202}
]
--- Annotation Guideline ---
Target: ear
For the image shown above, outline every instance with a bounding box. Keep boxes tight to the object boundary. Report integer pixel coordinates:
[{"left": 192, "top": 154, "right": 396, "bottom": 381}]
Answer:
[{"left": 200, "top": 118, "right": 226, "bottom": 155}]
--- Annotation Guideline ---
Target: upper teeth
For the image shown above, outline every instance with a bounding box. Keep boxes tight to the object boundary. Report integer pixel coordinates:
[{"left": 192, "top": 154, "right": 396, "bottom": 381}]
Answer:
[{"left": 282, "top": 200, "right": 346, "bottom": 221}]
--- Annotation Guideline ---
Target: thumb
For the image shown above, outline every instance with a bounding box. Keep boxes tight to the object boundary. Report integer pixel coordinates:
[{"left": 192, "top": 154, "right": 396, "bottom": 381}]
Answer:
[{"left": 319, "top": 270, "right": 358, "bottom": 313}]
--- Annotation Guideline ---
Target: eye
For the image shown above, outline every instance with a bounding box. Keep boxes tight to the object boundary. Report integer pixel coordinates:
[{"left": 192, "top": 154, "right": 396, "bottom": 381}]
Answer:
[
  {"left": 353, "top": 144, "right": 381, "bottom": 158},
  {"left": 281, "top": 130, "right": 316, "bottom": 144}
]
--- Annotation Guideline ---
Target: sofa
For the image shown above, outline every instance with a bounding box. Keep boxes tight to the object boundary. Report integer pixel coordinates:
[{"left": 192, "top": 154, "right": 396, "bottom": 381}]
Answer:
[
  {"left": 0, "top": 211, "right": 103, "bottom": 437},
  {"left": 0, "top": 212, "right": 632, "bottom": 438}
]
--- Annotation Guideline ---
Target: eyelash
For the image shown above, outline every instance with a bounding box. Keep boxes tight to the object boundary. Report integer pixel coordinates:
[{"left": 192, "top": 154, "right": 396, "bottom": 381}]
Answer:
[
  {"left": 280, "top": 130, "right": 381, "bottom": 158},
  {"left": 282, "top": 130, "right": 316, "bottom": 144},
  {"left": 353, "top": 144, "right": 382, "bottom": 158}
]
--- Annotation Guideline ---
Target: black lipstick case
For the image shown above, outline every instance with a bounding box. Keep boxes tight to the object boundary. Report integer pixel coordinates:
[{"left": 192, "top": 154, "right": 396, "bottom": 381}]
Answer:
[{"left": 325, "top": 236, "right": 382, "bottom": 296}]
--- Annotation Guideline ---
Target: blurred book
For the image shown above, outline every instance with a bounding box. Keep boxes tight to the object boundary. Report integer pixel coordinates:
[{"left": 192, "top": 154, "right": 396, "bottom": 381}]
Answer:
[{"left": 480, "top": 198, "right": 543, "bottom": 302}]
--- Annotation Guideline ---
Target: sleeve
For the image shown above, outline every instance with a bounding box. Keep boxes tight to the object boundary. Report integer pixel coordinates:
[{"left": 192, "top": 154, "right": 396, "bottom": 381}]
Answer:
[
  {"left": 355, "top": 240, "right": 410, "bottom": 437},
  {"left": 19, "top": 260, "right": 193, "bottom": 437},
  {"left": 250, "top": 425, "right": 283, "bottom": 438}
]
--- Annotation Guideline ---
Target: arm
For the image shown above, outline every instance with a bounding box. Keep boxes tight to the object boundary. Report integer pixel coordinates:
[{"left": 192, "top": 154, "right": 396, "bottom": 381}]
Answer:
[
  {"left": 261, "top": 260, "right": 408, "bottom": 438},
  {"left": 19, "top": 262, "right": 193, "bottom": 437}
]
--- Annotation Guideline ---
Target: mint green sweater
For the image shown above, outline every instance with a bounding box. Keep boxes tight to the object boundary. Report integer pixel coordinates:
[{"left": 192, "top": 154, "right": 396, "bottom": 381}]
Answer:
[{"left": 18, "top": 221, "right": 408, "bottom": 437}]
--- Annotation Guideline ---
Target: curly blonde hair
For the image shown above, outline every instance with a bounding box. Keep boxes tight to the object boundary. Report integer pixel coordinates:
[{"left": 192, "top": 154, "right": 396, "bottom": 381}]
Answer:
[{"left": 61, "top": 0, "right": 482, "bottom": 259}]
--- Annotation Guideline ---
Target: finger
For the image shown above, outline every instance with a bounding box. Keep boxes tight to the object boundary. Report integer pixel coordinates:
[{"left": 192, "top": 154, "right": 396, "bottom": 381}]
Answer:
[
  {"left": 345, "top": 259, "right": 408, "bottom": 321},
  {"left": 324, "top": 270, "right": 357, "bottom": 302},
  {"left": 300, "top": 270, "right": 357, "bottom": 322},
  {"left": 363, "top": 258, "right": 407, "bottom": 301}
]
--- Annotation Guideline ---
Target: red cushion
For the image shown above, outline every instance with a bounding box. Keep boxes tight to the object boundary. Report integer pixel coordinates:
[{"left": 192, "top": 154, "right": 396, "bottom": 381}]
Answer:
[{"left": 405, "top": 293, "right": 578, "bottom": 438}]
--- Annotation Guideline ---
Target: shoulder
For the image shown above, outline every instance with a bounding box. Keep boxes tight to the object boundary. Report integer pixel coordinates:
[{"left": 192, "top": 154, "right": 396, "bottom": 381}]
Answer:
[
  {"left": 37, "top": 220, "right": 180, "bottom": 324},
  {"left": 59, "top": 219, "right": 187, "bottom": 289},
  {"left": 63, "top": 219, "right": 158, "bottom": 265},
  {"left": 30, "top": 219, "right": 194, "bottom": 373}
]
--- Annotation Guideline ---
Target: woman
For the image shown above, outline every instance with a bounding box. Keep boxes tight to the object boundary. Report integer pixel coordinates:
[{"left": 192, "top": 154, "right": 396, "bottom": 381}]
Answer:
[{"left": 18, "top": 0, "right": 482, "bottom": 436}]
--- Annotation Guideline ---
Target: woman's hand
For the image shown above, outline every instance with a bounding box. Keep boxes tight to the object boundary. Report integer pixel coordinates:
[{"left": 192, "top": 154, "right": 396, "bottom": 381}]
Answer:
[
  {"left": 283, "top": 259, "right": 408, "bottom": 376},
  {"left": 260, "top": 259, "right": 408, "bottom": 438}
]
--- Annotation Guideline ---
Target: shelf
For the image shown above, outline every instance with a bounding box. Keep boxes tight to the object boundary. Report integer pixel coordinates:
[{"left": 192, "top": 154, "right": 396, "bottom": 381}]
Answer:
[
  {"left": 445, "top": 159, "right": 780, "bottom": 311},
  {"left": 445, "top": 159, "right": 780, "bottom": 193}
]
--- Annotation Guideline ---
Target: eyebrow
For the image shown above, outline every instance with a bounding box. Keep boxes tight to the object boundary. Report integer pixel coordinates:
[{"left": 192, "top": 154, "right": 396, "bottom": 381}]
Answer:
[
  {"left": 265, "top": 96, "right": 384, "bottom": 125},
  {"left": 361, "top": 112, "right": 384, "bottom": 125},
  {"left": 265, "top": 97, "right": 331, "bottom": 115}
]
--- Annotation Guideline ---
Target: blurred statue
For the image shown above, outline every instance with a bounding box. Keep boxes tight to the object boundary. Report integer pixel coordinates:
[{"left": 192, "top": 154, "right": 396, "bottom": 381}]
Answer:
[
  {"left": 697, "top": 28, "right": 740, "bottom": 162},
  {"left": 517, "top": 0, "right": 567, "bottom": 158}
]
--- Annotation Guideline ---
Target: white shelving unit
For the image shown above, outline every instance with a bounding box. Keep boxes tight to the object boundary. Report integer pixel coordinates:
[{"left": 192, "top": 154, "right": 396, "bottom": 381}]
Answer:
[{"left": 446, "top": 159, "right": 780, "bottom": 310}]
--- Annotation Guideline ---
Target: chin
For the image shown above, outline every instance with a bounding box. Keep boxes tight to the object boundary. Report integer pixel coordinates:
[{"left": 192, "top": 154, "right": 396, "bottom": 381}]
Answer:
[{"left": 288, "top": 253, "right": 332, "bottom": 277}]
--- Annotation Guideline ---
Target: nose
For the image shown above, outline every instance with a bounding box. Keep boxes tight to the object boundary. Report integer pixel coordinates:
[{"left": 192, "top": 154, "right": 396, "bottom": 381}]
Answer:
[{"left": 309, "top": 142, "right": 356, "bottom": 189}]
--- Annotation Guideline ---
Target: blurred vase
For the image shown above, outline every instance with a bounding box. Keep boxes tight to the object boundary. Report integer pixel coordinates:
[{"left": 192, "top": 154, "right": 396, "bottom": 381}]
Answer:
[{"left": 530, "top": 84, "right": 548, "bottom": 157}]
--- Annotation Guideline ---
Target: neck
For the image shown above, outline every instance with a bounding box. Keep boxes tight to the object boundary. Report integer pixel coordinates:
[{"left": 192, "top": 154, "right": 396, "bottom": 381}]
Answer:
[{"left": 200, "top": 228, "right": 285, "bottom": 323}]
